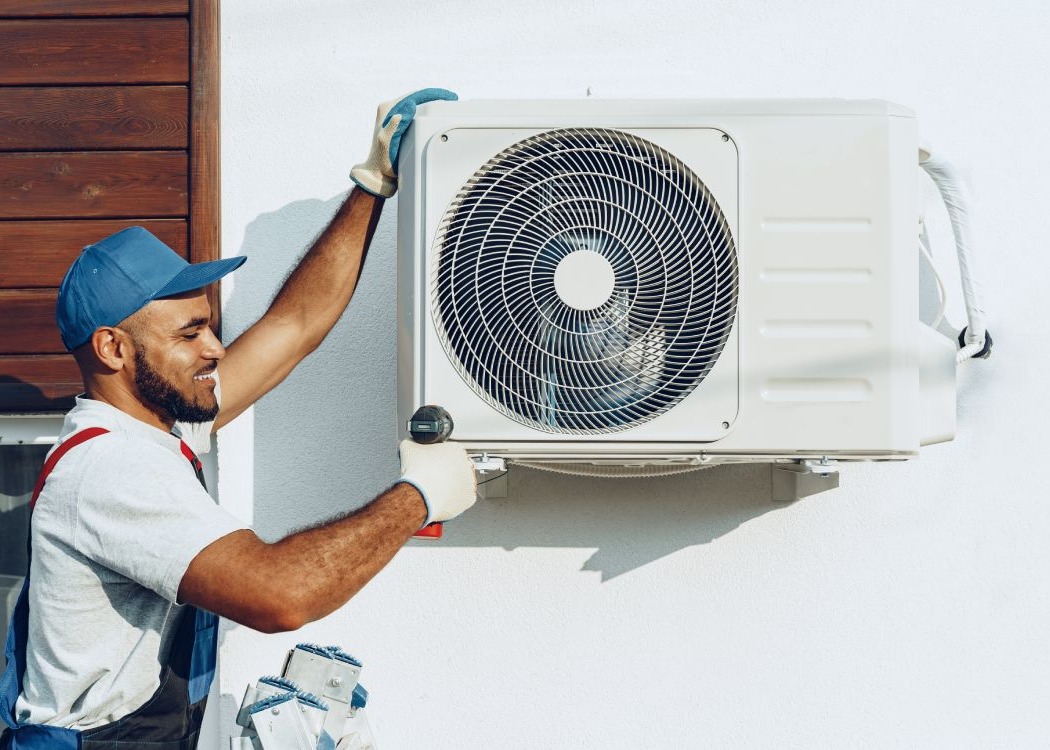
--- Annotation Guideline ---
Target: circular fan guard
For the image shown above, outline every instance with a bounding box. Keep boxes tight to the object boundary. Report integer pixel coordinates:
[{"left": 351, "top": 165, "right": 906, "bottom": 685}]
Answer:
[{"left": 433, "top": 127, "right": 738, "bottom": 434}]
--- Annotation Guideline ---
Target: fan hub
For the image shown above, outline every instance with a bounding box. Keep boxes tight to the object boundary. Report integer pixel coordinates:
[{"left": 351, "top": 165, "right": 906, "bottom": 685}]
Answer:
[{"left": 553, "top": 250, "right": 616, "bottom": 311}]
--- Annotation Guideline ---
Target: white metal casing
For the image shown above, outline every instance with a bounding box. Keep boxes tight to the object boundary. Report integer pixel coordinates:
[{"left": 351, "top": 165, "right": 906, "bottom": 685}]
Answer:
[{"left": 397, "top": 99, "right": 955, "bottom": 464}]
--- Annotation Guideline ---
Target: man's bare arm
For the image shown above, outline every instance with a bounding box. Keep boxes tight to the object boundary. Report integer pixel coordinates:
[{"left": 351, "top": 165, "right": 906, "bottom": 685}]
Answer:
[
  {"left": 178, "top": 482, "right": 427, "bottom": 633},
  {"left": 214, "top": 188, "right": 384, "bottom": 431}
]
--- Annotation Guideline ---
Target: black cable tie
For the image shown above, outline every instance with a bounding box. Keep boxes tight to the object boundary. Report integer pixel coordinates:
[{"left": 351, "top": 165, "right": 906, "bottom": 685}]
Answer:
[{"left": 957, "top": 327, "right": 993, "bottom": 359}]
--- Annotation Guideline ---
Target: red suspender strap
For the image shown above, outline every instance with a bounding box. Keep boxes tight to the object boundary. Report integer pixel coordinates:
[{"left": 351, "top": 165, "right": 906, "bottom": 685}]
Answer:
[
  {"left": 29, "top": 427, "right": 110, "bottom": 510},
  {"left": 179, "top": 440, "right": 207, "bottom": 489},
  {"left": 30, "top": 428, "right": 206, "bottom": 511},
  {"left": 179, "top": 440, "right": 203, "bottom": 475}
]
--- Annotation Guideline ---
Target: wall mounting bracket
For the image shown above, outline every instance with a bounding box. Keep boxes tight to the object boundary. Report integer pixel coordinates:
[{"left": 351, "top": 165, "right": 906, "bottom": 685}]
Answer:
[{"left": 771, "top": 459, "right": 839, "bottom": 503}]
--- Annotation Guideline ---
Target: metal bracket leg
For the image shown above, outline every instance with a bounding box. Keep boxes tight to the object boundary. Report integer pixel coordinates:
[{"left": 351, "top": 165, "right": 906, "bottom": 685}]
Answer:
[{"left": 771, "top": 461, "right": 840, "bottom": 503}]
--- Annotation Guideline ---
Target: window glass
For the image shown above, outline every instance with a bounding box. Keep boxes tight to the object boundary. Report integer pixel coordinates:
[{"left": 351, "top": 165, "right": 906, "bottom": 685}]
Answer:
[{"left": 1, "top": 444, "right": 47, "bottom": 672}]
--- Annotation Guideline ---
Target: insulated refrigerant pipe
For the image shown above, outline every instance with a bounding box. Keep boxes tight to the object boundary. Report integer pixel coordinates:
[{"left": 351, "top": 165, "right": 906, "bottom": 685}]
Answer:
[{"left": 408, "top": 405, "right": 455, "bottom": 540}]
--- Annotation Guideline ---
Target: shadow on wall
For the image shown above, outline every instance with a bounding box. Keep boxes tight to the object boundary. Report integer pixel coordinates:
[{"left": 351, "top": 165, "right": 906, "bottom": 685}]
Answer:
[
  {"left": 451, "top": 463, "right": 778, "bottom": 580},
  {"left": 0, "top": 376, "right": 74, "bottom": 414},
  {"left": 223, "top": 192, "right": 404, "bottom": 539},
  {"left": 221, "top": 193, "right": 794, "bottom": 581}
]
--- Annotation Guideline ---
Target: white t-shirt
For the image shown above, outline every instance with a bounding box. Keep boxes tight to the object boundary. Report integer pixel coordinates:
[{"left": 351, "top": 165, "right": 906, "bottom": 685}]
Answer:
[{"left": 13, "top": 389, "right": 248, "bottom": 730}]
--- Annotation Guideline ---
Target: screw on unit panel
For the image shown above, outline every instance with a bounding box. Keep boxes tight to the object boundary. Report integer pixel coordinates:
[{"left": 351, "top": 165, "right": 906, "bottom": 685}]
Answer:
[
  {"left": 441, "top": 134, "right": 449, "bottom": 142},
  {"left": 721, "top": 134, "right": 730, "bottom": 142},
  {"left": 721, "top": 421, "right": 730, "bottom": 429}
]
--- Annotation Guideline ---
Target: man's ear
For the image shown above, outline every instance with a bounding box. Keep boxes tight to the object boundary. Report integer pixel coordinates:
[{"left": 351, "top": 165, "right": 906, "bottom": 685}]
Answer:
[{"left": 90, "top": 327, "right": 134, "bottom": 372}]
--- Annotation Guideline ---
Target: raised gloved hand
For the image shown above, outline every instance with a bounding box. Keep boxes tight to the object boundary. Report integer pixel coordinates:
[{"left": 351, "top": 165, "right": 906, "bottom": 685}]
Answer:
[
  {"left": 350, "top": 88, "right": 458, "bottom": 198},
  {"left": 397, "top": 439, "right": 477, "bottom": 526}
]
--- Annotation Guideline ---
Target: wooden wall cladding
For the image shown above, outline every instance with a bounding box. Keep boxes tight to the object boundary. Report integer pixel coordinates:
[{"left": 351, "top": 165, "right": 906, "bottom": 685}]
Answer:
[
  {"left": 0, "top": 291, "right": 63, "bottom": 355},
  {"left": 0, "top": 1, "right": 216, "bottom": 413},
  {"left": 0, "top": 19, "right": 189, "bottom": 85},
  {"left": 0, "top": 219, "right": 188, "bottom": 288},
  {"left": 0, "top": 152, "right": 189, "bottom": 219},
  {"left": 0, "top": 87, "right": 188, "bottom": 150},
  {"left": 0, "top": 1, "right": 189, "bottom": 16}
]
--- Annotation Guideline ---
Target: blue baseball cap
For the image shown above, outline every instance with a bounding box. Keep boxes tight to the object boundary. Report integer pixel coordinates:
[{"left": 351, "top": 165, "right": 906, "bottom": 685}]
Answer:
[{"left": 56, "top": 226, "right": 246, "bottom": 351}]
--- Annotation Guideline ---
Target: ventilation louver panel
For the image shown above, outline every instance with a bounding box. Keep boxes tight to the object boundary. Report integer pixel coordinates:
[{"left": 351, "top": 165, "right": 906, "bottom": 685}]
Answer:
[{"left": 432, "top": 127, "right": 739, "bottom": 434}]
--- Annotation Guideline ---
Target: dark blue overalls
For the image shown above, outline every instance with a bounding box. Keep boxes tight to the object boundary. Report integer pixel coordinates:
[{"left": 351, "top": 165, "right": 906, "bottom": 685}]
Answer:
[{"left": 0, "top": 428, "right": 219, "bottom": 749}]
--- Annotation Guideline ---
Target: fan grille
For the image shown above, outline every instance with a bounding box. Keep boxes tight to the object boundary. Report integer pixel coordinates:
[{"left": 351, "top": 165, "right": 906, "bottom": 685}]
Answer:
[{"left": 432, "top": 128, "right": 738, "bottom": 434}]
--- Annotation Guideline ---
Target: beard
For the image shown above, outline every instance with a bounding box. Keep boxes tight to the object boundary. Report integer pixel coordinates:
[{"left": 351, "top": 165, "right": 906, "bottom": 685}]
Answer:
[{"left": 134, "top": 348, "right": 219, "bottom": 424}]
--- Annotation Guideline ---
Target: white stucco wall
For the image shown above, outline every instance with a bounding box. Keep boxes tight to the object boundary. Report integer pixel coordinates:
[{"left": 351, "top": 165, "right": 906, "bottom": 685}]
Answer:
[{"left": 214, "top": 1, "right": 1049, "bottom": 747}]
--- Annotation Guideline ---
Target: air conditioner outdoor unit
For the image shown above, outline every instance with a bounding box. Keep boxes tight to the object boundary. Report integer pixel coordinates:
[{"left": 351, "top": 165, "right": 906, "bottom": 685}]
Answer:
[{"left": 396, "top": 99, "right": 963, "bottom": 494}]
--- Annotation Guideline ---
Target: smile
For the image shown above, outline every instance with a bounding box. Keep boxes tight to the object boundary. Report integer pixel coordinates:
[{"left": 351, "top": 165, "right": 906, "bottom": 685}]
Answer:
[{"left": 193, "top": 372, "right": 216, "bottom": 382}]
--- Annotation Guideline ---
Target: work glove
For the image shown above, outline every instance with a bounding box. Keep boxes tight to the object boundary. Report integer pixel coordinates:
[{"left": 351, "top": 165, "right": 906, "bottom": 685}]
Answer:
[
  {"left": 397, "top": 439, "right": 477, "bottom": 526},
  {"left": 350, "top": 88, "right": 458, "bottom": 198}
]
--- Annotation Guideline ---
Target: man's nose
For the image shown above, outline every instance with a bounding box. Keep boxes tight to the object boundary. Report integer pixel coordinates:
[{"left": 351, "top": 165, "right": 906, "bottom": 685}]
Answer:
[{"left": 201, "top": 327, "right": 226, "bottom": 360}]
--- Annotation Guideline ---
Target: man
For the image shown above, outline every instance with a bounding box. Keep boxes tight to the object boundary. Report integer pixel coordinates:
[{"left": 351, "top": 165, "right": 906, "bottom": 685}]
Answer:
[{"left": 0, "top": 89, "right": 475, "bottom": 749}]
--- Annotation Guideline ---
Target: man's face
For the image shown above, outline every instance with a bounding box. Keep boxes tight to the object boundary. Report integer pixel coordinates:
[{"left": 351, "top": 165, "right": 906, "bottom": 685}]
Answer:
[{"left": 124, "top": 291, "right": 225, "bottom": 424}]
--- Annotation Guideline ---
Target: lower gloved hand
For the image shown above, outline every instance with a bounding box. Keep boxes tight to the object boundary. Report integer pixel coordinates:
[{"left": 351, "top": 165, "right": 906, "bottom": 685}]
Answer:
[
  {"left": 397, "top": 439, "right": 477, "bottom": 526},
  {"left": 350, "top": 88, "right": 458, "bottom": 198}
]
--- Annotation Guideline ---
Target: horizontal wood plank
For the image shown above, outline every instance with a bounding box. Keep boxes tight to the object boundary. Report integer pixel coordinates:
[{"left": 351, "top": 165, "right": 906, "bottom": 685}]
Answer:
[
  {"left": 0, "top": 151, "right": 187, "bottom": 219},
  {"left": 0, "top": 354, "right": 80, "bottom": 413},
  {"left": 0, "top": 290, "right": 64, "bottom": 354},
  {"left": 0, "top": 219, "right": 188, "bottom": 288},
  {"left": 0, "top": 0, "right": 187, "bottom": 17},
  {"left": 0, "top": 18, "right": 188, "bottom": 85},
  {"left": 0, "top": 86, "right": 187, "bottom": 151}
]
